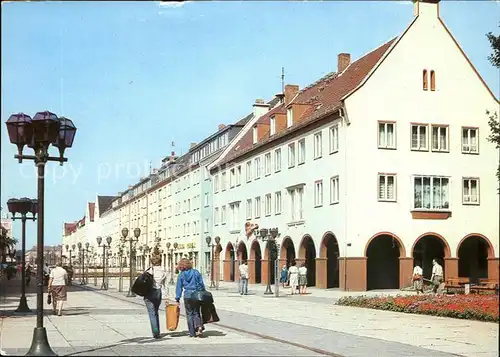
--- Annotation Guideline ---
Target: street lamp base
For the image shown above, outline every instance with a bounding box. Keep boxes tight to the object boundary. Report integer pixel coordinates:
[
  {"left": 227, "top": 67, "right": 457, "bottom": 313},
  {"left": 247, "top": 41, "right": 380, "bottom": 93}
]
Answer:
[
  {"left": 264, "top": 284, "right": 274, "bottom": 295},
  {"left": 25, "top": 327, "right": 57, "bottom": 356},
  {"left": 15, "top": 296, "right": 32, "bottom": 313}
]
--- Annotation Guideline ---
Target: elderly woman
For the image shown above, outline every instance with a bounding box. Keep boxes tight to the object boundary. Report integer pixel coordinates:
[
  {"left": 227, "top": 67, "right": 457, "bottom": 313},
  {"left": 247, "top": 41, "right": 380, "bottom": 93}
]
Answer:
[
  {"left": 175, "top": 258, "right": 205, "bottom": 337},
  {"left": 48, "top": 261, "right": 68, "bottom": 316}
]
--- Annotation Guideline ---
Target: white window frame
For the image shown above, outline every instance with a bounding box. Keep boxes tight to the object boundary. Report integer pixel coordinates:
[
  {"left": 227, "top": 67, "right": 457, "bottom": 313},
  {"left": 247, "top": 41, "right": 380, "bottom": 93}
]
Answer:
[
  {"left": 288, "top": 187, "right": 304, "bottom": 222},
  {"left": 246, "top": 199, "right": 252, "bottom": 219},
  {"left": 214, "top": 174, "right": 220, "bottom": 193},
  {"left": 265, "top": 194, "right": 272, "bottom": 216},
  {"left": 329, "top": 125, "right": 339, "bottom": 154},
  {"left": 330, "top": 176, "right": 339, "bottom": 204},
  {"left": 221, "top": 172, "right": 227, "bottom": 191},
  {"left": 462, "top": 177, "right": 480, "bottom": 205},
  {"left": 314, "top": 132, "right": 323, "bottom": 159},
  {"left": 287, "top": 107, "right": 293, "bottom": 128},
  {"left": 270, "top": 116, "right": 276, "bottom": 136},
  {"left": 246, "top": 161, "right": 252, "bottom": 182},
  {"left": 264, "top": 153, "right": 271, "bottom": 176},
  {"left": 274, "top": 149, "right": 282, "bottom": 172},
  {"left": 221, "top": 205, "right": 227, "bottom": 225},
  {"left": 462, "top": 127, "right": 479, "bottom": 154},
  {"left": 204, "top": 193, "right": 209, "bottom": 207},
  {"left": 412, "top": 175, "right": 450, "bottom": 211},
  {"left": 252, "top": 126, "right": 258, "bottom": 144},
  {"left": 236, "top": 165, "right": 242, "bottom": 186},
  {"left": 230, "top": 202, "right": 240, "bottom": 230},
  {"left": 411, "top": 124, "right": 428, "bottom": 151},
  {"left": 254, "top": 157, "right": 261, "bottom": 179},
  {"left": 431, "top": 125, "right": 449, "bottom": 152},
  {"left": 314, "top": 180, "right": 323, "bottom": 207},
  {"left": 214, "top": 207, "right": 220, "bottom": 225},
  {"left": 288, "top": 143, "right": 295, "bottom": 168},
  {"left": 275, "top": 191, "right": 282, "bottom": 215},
  {"left": 378, "top": 174, "right": 397, "bottom": 202},
  {"left": 230, "top": 168, "right": 235, "bottom": 188},
  {"left": 298, "top": 138, "right": 306, "bottom": 164},
  {"left": 378, "top": 121, "right": 396, "bottom": 149},
  {"left": 254, "top": 196, "right": 261, "bottom": 218}
]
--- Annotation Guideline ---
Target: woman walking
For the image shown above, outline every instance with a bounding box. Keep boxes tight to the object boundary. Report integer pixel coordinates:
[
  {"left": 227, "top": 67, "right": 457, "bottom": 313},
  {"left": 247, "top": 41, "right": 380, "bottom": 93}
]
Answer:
[
  {"left": 175, "top": 258, "right": 205, "bottom": 337},
  {"left": 288, "top": 260, "right": 299, "bottom": 295},
  {"left": 47, "top": 261, "right": 68, "bottom": 316},
  {"left": 298, "top": 262, "right": 308, "bottom": 295},
  {"left": 144, "top": 251, "right": 167, "bottom": 339}
]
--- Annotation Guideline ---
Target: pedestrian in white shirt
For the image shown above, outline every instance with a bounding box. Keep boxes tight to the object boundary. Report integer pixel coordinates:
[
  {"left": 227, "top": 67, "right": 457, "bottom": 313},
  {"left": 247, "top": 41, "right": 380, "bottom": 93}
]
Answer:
[
  {"left": 412, "top": 263, "right": 424, "bottom": 294},
  {"left": 431, "top": 259, "right": 444, "bottom": 295},
  {"left": 144, "top": 251, "right": 167, "bottom": 339},
  {"left": 48, "top": 261, "right": 68, "bottom": 316},
  {"left": 239, "top": 260, "right": 249, "bottom": 295}
]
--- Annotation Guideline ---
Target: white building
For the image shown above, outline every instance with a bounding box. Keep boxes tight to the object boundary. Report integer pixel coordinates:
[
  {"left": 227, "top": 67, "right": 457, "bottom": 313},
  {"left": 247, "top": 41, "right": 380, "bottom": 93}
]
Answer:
[{"left": 209, "top": 0, "right": 499, "bottom": 291}]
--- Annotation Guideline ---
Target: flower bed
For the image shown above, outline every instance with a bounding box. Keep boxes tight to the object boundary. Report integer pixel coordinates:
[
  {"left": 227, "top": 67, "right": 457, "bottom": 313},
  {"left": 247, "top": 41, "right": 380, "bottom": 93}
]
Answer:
[{"left": 336, "top": 294, "right": 499, "bottom": 322}]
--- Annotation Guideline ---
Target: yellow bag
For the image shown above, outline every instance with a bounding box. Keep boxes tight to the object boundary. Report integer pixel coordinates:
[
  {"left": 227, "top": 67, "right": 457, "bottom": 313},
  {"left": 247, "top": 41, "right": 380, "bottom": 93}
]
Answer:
[{"left": 166, "top": 301, "right": 180, "bottom": 331}]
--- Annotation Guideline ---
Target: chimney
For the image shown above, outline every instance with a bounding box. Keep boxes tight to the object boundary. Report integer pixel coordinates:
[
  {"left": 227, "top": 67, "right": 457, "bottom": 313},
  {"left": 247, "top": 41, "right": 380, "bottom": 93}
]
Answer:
[
  {"left": 338, "top": 53, "right": 351, "bottom": 73},
  {"left": 284, "top": 85, "right": 299, "bottom": 105},
  {"left": 252, "top": 99, "right": 270, "bottom": 119},
  {"left": 190, "top": 142, "right": 197, "bottom": 149},
  {"left": 413, "top": 0, "right": 439, "bottom": 18},
  {"left": 218, "top": 124, "right": 226, "bottom": 131}
]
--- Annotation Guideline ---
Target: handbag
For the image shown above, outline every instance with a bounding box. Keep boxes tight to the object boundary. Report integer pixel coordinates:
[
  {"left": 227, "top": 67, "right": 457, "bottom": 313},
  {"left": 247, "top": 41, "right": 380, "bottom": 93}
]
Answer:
[
  {"left": 201, "top": 303, "right": 220, "bottom": 324},
  {"left": 131, "top": 267, "right": 154, "bottom": 297},
  {"left": 191, "top": 290, "right": 214, "bottom": 304}
]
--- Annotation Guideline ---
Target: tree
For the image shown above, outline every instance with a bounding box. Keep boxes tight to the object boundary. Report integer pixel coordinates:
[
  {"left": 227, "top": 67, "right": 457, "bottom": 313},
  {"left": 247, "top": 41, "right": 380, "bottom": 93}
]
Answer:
[
  {"left": 0, "top": 226, "right": 18, "bottom": 263},
  {"left": 486, "top": 25, "right": 500, "bottom": 190}
]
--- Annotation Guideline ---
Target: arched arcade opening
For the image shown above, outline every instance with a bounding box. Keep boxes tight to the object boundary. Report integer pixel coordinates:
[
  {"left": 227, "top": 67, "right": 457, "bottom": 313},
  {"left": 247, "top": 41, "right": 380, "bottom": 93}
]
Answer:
[
  {"left": 280, "top": 237, "right": 296, "bottom": 267},
  {"left": 250, "top": 240, "right": 262, "bottom": 284},
  {"left": 458, "top": 235, "right": 493, "bottom": 284},
  {"left": 320, "top": 233, "right": 340, "bottom": 288},
  {"left": 225, "top": 243, "right": 235, "bottom": 282},
  {"left": 299, "top": 235, "right": 316, "bottom": 287},
  {"left": 412, "top": 233, "right": 450, "bottom": 280},
  {"left": 366, "top": 233, "right": 404, "bottom": 290}
]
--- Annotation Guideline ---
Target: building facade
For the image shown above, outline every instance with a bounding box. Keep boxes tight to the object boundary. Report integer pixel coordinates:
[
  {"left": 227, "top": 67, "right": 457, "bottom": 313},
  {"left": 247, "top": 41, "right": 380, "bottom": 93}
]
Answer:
[{"left": 208, "top": 0, "right": 499, "bottom": 291}]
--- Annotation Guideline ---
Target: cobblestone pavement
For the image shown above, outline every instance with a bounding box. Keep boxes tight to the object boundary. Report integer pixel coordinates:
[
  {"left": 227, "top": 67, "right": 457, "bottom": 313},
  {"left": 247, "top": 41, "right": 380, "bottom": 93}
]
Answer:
[{"left": 1, "top": 277, "right": 498, "bottom": 356}]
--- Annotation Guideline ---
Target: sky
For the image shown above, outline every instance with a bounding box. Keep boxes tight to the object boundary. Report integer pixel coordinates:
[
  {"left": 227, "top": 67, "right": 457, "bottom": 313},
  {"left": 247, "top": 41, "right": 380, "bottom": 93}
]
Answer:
[{"left": 1, "top": 1, "right": 499, "bottom": 249}]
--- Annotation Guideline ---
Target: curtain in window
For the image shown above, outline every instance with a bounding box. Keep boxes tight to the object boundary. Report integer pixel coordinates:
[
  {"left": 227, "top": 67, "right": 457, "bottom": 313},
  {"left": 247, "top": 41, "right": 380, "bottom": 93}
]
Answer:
[
  {"left": 423, "top": 177, "right": 431, "bottom": 208},
  {"left": 411, "top": 126, "right": 418, "bottom": 148},
  {"left": 414, "top": 177, "right": 422, "bottom": 208},
  {"left": 386, "top": 124, "right": 394, "bottom": 147},
  {"left": 432, "top": 177, "right": 441, "bottom": 208},
  {"left": 387, "top": 176, "right": 394, "bottom": 199},
  {"left": 298, "top": 188, "right": 304, "bottom": 220},
  {"left": 379, "top": 123, "right": 386, "bottom": 147},
  {"left": 463, "top": 180, "right": 470, "bottom": 202},
  {"left": 379, "top": 176, "right": 386, "bottom": 199},
  {"left": 470, "top": 180, "right": 478, "bottom": 202},
  {"left": 419, "top": 127, "right": 427, "bottom": 149},
  {"left": 470, "top": 130, "right": 477, "bottom": 151},
  {"left": 432, "top": 127, "right": 439, "bottom": 150},
  {"left": 441, "top": 178, "right": 449, "bottom": 208}
]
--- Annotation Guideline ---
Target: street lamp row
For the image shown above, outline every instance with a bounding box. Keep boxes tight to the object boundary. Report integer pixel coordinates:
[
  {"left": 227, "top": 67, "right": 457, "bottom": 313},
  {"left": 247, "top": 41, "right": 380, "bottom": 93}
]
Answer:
[
  {"left": 6, "top": 110, "right": 77, "bottom": 356},
  {"left": 254, "top": 227, "right": 279, "bottom": 295}
]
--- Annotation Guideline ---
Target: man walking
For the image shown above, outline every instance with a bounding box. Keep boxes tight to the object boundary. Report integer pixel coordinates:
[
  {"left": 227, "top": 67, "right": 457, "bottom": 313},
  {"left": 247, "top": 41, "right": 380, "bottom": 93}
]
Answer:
[
  {"left": 431, "top": 258, "right": 444, "bottom": 295},
  {"left": 239, "top": 260, "right": 249, "bottom": 295}
]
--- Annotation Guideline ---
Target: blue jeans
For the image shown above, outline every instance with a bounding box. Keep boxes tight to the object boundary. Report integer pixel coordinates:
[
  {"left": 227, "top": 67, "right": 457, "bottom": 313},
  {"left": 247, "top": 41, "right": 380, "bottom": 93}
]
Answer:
[
  {"left": 240, "top": 278, "right": 248, "bottom": 295},
  {"left": 184, "top": 299, "right": 203, "bottom": 337},
  {"left": 144, "top": 288, "right": 162, "bottom": 337}
]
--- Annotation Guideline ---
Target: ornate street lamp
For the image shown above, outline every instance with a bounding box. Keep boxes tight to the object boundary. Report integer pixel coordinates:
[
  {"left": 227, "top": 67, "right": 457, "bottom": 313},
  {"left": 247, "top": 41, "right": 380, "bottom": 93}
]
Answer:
[
  {"left": 206, "top": 236, "right": 221, "bottom": 290},
  {"left": 121, "top": 227, "right": 140, "bottom": 297},
  {"left": 96, "top": 236, "right": 112, "bottom": 290},
  {"left": 6, "top": 110, "right": 76, "bottom": 356},
  {"left": 254, "top": 227, "right": 279, "bottom": 295},
  {"left": 84, "top": 242, "right": 90, "bottom": 285},
  {"left": 7, "top": 197, "right": 37, "bottom": 313},
  {"left": 77, "top": 242, "right": 83, "bottom": 284}
]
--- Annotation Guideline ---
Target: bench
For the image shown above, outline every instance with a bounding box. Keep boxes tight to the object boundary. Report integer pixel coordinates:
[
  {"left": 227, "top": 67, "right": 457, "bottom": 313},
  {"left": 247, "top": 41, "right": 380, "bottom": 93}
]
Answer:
[
  {"left": 445, "top": 277, "right": 470, "bottom": 294},
  {"left": 470, "top": 278, "right": 499, "bottom": 295}
]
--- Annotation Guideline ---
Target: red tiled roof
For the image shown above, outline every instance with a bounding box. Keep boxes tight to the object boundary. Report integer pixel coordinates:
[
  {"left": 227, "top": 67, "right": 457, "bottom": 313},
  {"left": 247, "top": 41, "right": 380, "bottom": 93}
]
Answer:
[
  {"left": 88, "top": 202, "right": 95, "bottom": 222},
  {"left": 219, "top": 37, "right": 396, "bottom": 166}
]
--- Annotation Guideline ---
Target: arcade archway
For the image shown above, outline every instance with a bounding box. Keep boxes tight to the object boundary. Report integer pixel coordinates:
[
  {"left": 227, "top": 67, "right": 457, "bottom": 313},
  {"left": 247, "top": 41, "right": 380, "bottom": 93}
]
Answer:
[
  {"left": 298, "top": 235, "right": 316, "bottom": 287},
  {"left": 365, "top": 233, "right": 405, "bottom": 290}
]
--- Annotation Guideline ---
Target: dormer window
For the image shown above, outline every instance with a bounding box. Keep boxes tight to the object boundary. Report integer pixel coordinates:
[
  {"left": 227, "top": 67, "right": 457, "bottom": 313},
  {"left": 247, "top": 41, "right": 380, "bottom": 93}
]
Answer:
[
  {"left": 252, "top": 125, "right": 258, "bottom": 144},
  {"left": 287, "top": 107, "right": 293, "bottom": 128},
  {"left": 270, "top": 117, "right": 276, "bottom": 136}
]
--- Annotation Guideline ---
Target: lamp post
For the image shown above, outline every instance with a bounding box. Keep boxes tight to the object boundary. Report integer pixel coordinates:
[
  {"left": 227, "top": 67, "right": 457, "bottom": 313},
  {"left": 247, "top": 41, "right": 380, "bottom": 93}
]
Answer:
[
  {"left": 122, "top": 227, "right": 140, "bottom": 297},
  {"left": 77, "top": 242, "right": 83, "bottom": 284},
  {"left": 254, "top": 227, "right": 279, "bottom": 295},
  {"left": 6, "top": 111, "right": 76, "bottom": 356},
  {"left": 166, "top": 242, "right": 177, "bottom": 285},
  {"left": 143, "top": 244, "right": 151, "bottom": 267},
  {"left": 96, "top": 236, "right": 111, "bottom": 290},
  {"left": 83, "top": 242, "right": 89, "bottom": 285},
  {"left": 118, "top": 240, "right": 125, "bottom": 293},
  {"left": 64, "top": 245, "right": 69, "bottom": 265},
  {"left": 7, "top": 197, "right": 38, "bottom": 313},
  {"left": 205, "top": 236, "right": 221, "bottom": 290}
]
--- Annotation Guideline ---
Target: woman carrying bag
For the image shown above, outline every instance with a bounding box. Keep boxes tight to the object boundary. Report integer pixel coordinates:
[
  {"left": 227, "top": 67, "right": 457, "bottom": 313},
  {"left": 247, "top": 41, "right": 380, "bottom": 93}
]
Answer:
[
  {"left": 175, "top": 258, "right": 206, "bottom": 337},
  {"left": 143, "top": 251, "right": 167, "bottom": 339}
]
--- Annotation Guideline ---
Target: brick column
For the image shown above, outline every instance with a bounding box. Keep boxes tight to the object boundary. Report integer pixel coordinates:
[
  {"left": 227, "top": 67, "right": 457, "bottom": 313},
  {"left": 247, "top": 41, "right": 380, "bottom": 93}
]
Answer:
[
  {"left": 315, "top": 258, "right": 327, "bottom": 289},
  {"left": 487, "top": 258, "right": 499, "bottom": 281},
  {"left": 214, "top": 259, "right": 221, "bottom": 282},
  {"left": 338, "top": 257, "right": 367, "bottom": 291},
  {"left": 261, "top": 260, "right": 269, "bottom": 285},
  {"left": 279, "top": 259, "right": 287, "bottom": 269},
  {"left": 247, "top": 259, "right": 256, "bottom": 284},
  {"left": 399, "top": 257, "right": 414, "bottom": 289},
  {"left": 223, "top": 260, "right": 231, "bottom": 282},
  {"left": 235, "top": 261, "right": 240, "bottom": 281},
  {"left": 444, "top": 257, "right": 458, "bottom": 280}
]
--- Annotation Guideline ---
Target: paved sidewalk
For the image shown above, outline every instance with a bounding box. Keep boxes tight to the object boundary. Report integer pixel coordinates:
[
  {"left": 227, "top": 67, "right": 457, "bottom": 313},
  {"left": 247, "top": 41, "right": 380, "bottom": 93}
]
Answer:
[
  {"left": 0, "top": 278, "right": 322, "bottom": 356},
  {"left": 93, "top": 276, "right": 499, "bottom": 357}
]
